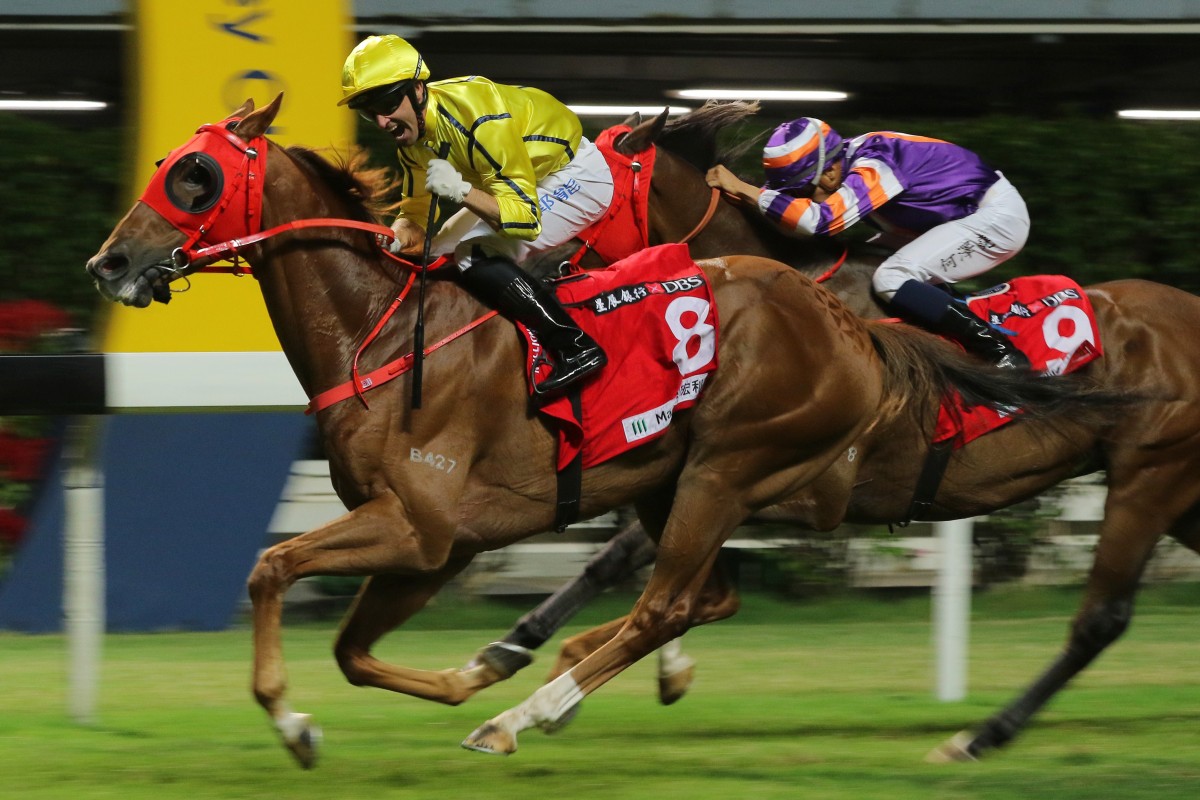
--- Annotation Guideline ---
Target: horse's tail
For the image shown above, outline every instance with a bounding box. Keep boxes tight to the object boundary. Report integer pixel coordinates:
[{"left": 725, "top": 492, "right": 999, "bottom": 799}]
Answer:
[{"left": 865, "top": 321, "right": 1129, "bottom": 429}]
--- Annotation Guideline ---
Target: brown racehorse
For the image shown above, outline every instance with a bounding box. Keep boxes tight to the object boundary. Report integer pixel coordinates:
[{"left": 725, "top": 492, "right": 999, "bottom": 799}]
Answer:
[
  {"left": 477, "top": 100, "right": 1200, "bottom": 762},
  {"left": 85, "top": 95, "right": 1108, "bottom": 767}
]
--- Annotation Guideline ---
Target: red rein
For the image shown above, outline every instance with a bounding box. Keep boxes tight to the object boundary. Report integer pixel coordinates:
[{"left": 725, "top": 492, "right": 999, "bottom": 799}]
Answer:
[{"left": 148, "top": 115, "right": 849, "bottom": 414}]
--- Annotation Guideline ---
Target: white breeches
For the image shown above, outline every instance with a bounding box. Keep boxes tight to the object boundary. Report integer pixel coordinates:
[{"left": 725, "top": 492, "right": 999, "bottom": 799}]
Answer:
[
  {"left": 431, "top": 137, "right": 614, "bottom": 271},
  {"left": 871, "top": 174, "right": 1030, "bottom": 300}
]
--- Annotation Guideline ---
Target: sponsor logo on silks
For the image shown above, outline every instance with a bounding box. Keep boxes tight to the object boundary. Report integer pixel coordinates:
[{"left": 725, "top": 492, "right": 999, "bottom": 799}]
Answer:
[
  {"left": 526, "top": 328, "right": 543, "bottom": 359},
  {"left": 989, "top": 300, "right": 1031, "bottom": 326},
  {"left": 969, "top": 282, "right": 1012, "bottom": 300},
  {"left": 589, "top": 274, "right": 706, "bottom": 315},
  {"left": 676, "top": 374, "right": 707, "bottom": 404},
  {"left": 621, "top": 374, "right": 709, "bottom": 443},
  {"left": 989, "top": 287, "right": 1084, "bottom": 327},
  {"left": 1040, "top": 288, "right": 1081, "bottom": 308},
  {"left": 538, "top": 177, "right": 582, "bottom": 214}
]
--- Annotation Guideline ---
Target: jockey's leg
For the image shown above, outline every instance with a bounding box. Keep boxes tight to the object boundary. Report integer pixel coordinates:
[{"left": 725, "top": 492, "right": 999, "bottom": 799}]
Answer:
[
  {"left": 458, "top": 254, "right": 606, "bottom": 394},
  {"left": 888, "top": 279, "right": 1030, "bottom": 370},
  {"left": 872, "top": 175, "right": 1031, "bottom": 369}
]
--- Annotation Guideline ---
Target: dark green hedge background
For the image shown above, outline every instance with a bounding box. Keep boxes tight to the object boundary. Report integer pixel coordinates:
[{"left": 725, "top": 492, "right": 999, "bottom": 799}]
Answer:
[
  {"left": 0, "top": 115, "right": 124, "bottom": 328},
  {"left": 6, "top": 110, "right": 1199, "bottom": 333},
  {"left": 691, "top": 114, "right": 1200, "bottom": 293}
]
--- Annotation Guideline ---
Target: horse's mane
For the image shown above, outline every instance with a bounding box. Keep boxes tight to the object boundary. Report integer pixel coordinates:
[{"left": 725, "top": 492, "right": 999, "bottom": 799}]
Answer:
[
  {"left": 284, "top": 145, "right": 401, "bottom": 224},
  {"left": 658, "top": 100, "right": 766, "bottom": 172},
  {"left": 654, "top": 101, "right": 859, "bottom": 270}
]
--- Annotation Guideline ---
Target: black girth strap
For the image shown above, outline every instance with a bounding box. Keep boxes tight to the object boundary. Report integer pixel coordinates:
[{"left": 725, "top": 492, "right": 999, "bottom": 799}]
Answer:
[
  {"left": 553, "top": 389, "right": 584, "bottom": 532},
  {"left": 902, "top": 438, "right": 955, "bottom": 525}
]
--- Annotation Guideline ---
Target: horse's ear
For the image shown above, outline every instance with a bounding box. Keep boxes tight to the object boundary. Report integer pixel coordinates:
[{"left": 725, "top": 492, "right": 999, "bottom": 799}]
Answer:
[
  {"left": 620, "top": 111, "right": 643, "bottom": 128},
  {"left": 234, "top": 93, "right": 283, "bottom": 140},
  {"left": 618, "top": 107, "right": 669, "bottom": 154},
  {"left": 231, "top": 97, "right": 255, "bottom": 119}
]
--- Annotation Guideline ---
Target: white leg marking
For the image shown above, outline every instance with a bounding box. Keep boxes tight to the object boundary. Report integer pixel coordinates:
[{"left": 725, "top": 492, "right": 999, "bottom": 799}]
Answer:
[
  {"left": 494, "top": 671, "right": 585, "bottom": 737},
  {"left": 658, "top": 638, "right": 695, "bottom": 677}
]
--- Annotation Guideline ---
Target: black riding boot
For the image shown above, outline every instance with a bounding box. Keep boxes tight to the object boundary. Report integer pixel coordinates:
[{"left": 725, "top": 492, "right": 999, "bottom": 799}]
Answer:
[
  {"left": 460, "top": 256, "right": 607, "bottom": 395},
  {"left": 933, "top": 303, "right": 1032, "bottom": 370},
  {"left": 889, "top": 279, "right": 1031, "bottom": 370}
]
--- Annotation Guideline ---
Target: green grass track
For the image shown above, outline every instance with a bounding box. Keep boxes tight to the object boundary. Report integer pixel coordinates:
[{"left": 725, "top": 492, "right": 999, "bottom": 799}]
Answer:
[{"left": 2, "top": 585, "right": 1199, "bottom": 799}]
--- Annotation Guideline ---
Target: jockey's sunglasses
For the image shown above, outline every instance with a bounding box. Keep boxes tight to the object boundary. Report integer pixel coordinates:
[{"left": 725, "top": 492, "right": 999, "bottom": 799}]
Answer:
[{"left": 351, "top": 81, "right": 411, "bottom": 121}]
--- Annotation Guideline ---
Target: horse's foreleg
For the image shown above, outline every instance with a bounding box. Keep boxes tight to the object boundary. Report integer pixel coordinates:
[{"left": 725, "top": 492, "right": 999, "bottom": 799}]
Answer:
[
  {"left": 928, "top": 498, "right": 1164, "bottom": 763},
  {"left": 548, "top": 615, "right": 629, "bottom": 682},
  {"left": 470, "top": 521, "right": 657, "bottom": 680},
  {"left": 333, "top": 565, "right": 513, "bottom": 705},
  {"left": 247, "top": 492, "right": 453, "bottom": 768},
  {"left": 462, "top": 496, "right": 739, "bottom": 755}
]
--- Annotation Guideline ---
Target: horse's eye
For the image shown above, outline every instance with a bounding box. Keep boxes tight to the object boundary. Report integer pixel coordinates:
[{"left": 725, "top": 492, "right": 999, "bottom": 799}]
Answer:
[
  {"left": 164, "top": 152, "right": 224, "bottom": 214},
  {"left": 184, "top": 164, "right": 209, "bottom": 186}
]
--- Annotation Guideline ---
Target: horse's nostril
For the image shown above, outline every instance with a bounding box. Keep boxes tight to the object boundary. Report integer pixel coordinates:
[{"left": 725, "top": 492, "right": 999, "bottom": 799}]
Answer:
[{"left": 87, "top": 253, "right": 128, "bottom": 278}]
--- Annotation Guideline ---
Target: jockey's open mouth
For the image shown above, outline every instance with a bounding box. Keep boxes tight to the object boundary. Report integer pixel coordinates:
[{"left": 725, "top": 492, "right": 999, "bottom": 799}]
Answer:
[{"left": 386, "top": 119, "right": 416, "bottom": 146}]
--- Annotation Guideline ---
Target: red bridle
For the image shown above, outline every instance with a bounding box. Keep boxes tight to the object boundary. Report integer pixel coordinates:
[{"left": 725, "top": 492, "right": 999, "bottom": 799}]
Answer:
[
  {"left": 138, "top": 116, "right": 397, "bottom": 273},
  {"left": 137, "top": 113, "right": 485, "bottom": 413}
]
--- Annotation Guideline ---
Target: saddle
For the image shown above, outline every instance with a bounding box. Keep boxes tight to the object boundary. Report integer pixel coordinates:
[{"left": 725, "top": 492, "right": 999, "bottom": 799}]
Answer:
[
  {"left": 905, "top": 274, "right": 1103, "bottom": 523},
  {"left": 936, "top": 275, "right": 1103, "bottom": 445},
  {"left": 519, "top": 243, "right": 718, "bottom": 471}
]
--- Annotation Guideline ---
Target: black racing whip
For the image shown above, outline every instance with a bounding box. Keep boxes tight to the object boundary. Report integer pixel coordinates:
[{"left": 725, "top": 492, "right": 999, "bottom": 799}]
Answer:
[{"left": 411, "top": 141, "right": 452, "bottom": 409}]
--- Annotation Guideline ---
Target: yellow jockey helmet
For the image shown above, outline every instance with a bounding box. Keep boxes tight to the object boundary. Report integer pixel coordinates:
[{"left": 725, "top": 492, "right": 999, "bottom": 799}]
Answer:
[{"left": 338, "top": 34, "right": 431, "bottom": 107}]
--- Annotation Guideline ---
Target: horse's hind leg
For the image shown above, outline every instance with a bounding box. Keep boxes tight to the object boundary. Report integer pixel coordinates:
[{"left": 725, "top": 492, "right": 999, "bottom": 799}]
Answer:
[
  {"left": 549, "top": 615, "right": 629, "bottom": 682},
  {"left": 929, "top": 485, "right": 1184, "bottom": 762},
  {"left": 540, "top": 568, "right": 736, "bottom": 731},
  {"left": 659, "top": 560, "right": 739, "bottom": 703},
  {"left": 545, "top": 563, "right": 737, "bottom": 706}
]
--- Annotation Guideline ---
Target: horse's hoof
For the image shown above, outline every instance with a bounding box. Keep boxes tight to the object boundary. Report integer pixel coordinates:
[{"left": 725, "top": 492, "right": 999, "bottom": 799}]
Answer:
[
  {"left": 473, "top": 641, "right": 535, "bottom": 679},
  {"left": 539, "top": 701, "right": 580, "bottom": 734},
  {"left": 278, "top": 712, "right": 322, "bottom": 769},
  {"left": 461, "top": 722, "right": 518, "bottom": 755},
  {"left": 924, "top": 731, "right": 978, "bottom": 764},
  {"left": 658, "top": 664, "right": 695, "bottom": 706}
]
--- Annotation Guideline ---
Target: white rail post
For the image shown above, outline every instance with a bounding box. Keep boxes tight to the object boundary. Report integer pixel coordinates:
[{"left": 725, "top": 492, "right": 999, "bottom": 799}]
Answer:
[
  {"left": 933, "top": 517, "right": 974, "bottom": 701},
  {"left": 63, "top": 418, "right": 105, "bottom": 724}
]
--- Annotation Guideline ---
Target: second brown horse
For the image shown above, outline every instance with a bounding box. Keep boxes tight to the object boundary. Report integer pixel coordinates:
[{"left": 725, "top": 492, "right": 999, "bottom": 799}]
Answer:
[{"left": 476, "top": 102, "right": 1200, "bottom": 762}]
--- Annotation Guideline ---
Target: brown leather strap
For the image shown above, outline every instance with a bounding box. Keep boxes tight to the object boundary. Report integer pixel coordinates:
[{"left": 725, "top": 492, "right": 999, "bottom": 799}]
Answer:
[{"left": 680, "top": 188, "right": 721, "bottom": 244}]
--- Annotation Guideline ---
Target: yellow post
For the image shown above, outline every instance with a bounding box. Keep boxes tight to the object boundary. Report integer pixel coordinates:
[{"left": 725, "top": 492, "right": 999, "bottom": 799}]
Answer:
[
  {"left": 104, "top": 0, "right": 354, "bottom": 355},
  {"left": 66, "top": 0, "right": 353, "bottom": 723}
]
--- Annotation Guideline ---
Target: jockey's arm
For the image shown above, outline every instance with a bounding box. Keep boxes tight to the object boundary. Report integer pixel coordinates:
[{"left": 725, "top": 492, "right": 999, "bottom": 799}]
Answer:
[
  {"left": 706, "top": 165, "right": 761, "bottom": 207},
  {"left": 460, "top": 187, "right": 502, "bottom": 231}
]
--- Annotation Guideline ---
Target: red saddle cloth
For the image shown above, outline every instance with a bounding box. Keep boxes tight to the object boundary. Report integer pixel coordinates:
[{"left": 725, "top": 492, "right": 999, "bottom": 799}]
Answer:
[
  {"left": 936, "top": 275, "right": 1103, "bottom": 445},
  {"left": 524, "top": 243, "right": 719, "bottom": 470}
]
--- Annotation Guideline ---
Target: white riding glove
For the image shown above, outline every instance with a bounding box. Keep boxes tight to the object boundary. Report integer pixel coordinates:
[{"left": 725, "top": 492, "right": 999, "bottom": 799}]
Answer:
[{"left": 425, "top": 159, "right": 472, "bottom": 203}]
